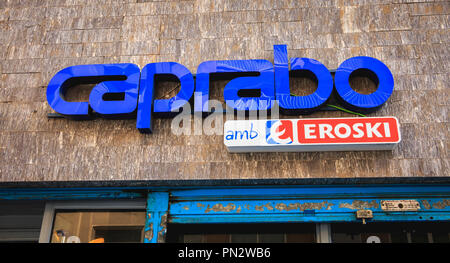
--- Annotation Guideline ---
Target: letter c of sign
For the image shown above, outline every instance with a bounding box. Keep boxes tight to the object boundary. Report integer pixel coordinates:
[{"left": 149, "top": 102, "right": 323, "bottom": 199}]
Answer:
[{"left": 46, "top": 63, "right": 140, "bottom": 118}]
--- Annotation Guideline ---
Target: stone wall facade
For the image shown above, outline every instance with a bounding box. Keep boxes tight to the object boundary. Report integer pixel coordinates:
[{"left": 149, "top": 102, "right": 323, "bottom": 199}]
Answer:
[{"left": 0, "top": 0, "right": 448, "bottom": 182}]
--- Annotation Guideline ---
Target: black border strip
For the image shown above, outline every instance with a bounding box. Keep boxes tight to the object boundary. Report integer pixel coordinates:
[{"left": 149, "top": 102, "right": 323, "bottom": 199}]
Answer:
[{"left": 0, "top": 177, "right": 449, "bottom": 189}]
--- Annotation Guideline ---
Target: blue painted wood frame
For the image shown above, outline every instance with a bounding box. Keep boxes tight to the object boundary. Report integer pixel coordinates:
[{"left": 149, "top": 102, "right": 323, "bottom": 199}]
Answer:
[
  {"left": 0, "top": 188, "right": 145, "bottom": 200},
  {"left": 144, "top": 192, "right": 169, "bottom": 243},
  {"left": 168, "top": 185, "right": 450, "bottom": 225},
  {"left": 0, "top": 183, "right": 449, "bottom": 243}
]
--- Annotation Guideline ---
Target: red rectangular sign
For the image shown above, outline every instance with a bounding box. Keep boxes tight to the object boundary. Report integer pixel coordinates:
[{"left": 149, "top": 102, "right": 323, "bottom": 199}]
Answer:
[
  {"left": 224, "top": 116, "right": 401, "bottom": 152},
  {"left": 297, "top": 117, "right": 400, "bottom": 144}
]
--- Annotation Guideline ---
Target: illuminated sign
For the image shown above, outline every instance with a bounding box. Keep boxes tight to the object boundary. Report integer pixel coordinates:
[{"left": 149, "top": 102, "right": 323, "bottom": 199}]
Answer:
[
  {"left": 224, "top": 117, "right": 401, "bottom": 152},
  {"left": 46, "top": 45, "right": 394, "bottom": 133}
]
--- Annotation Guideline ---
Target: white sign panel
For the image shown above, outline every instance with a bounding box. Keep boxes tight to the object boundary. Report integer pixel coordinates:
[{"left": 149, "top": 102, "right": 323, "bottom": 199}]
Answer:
[{"left": 224, "top": 117, "right": 401, "bottom": 153}]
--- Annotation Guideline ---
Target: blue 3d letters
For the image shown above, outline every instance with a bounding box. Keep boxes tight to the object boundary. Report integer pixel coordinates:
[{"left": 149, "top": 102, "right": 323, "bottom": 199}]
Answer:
[{"left": 46, "top": 45, "right": 394, "bottom": 133}]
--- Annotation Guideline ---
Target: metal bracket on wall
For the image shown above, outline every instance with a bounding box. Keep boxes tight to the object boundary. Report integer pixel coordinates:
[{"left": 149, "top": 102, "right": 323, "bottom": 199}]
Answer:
[
  {"left": 356, "top": 209, "right": 373, "bottom": 224},
  {"left": 381, "top": 200, "right": 421, "bottom": 212}
]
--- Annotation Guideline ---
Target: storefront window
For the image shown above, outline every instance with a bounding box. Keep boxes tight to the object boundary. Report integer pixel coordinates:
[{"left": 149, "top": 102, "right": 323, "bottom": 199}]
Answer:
[
  {"left": 51, "top": 210, "right": 146, "bottom": 243},
  {"left": 0, "top": 200, "right": 45, "bottom": 243},
  {"left": 331, "top": 222, "right": 450, "bottom": 243},
  {"left": 166, "top": 223, "right": 316, "bottom": 243}
]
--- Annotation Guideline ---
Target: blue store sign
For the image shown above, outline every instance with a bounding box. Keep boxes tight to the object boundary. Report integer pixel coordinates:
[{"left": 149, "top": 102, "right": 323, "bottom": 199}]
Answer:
[{"left": 46, "top": 44, "right": 394, "bottom": 133}]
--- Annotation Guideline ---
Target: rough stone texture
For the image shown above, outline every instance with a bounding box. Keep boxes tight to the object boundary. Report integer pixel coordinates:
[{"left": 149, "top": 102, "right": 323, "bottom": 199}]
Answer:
[{"left": 0, "top": 0, "right": 448, "bottom": 182}]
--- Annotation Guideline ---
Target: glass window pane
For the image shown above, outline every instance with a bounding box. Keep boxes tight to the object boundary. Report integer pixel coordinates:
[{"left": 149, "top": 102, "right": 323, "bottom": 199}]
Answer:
[
  {"left": 259, "top": 233, "right": 285, "bottom": 243},
  {"left": 432, "top": 232, "right": 450, "bottom": 243},
  {"left": 285, "top": 233, "right": 315, "bottom": 243},
  {"left": 231, "top": 233, "right": 257, "bottom": 243},
  {"left": 331, "top": 222, "right": 450, "bottom": 243},
  {"left": 166, "top": 223, "right": 316, "bottom": 243},
  {"left": 184, "top": 234, "right": 203, "bottom": 243},
  {"left": 204, "top": 234, "right": 230, "bottom": 243},
  {"left": 0, "top": 200, "right": 45, "bottom": 243},
  {"left": 93, "top": 226, "right": 143, "bottom": 243},
  {"left": 51, "top": 210, "right": 146, "bottom": 243}
]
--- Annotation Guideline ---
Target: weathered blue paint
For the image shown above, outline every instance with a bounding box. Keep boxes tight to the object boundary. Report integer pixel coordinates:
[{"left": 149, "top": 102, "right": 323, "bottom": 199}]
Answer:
[
  {"left": 0, "top": 188, "right": 145, "bottom": 200},
  {"left": 2, "top": 185, "right": 447, "bottom": 201},
  {"left": 169, "top": 185, "right": 450, "bottom": 225},
  {"left": 169, "top": 198, "right": 450, "bottom": 224},
  {"left": 170, "top": 185, "right": 450, "bottom": 200},
  {"left": 170, "top": 211, "right": 450, "bottom": 224},
  {"left": 0, "top": 184, "right": 449, "bottom": 243},
  {"left": 144, "top": 192, "right": 169, "bottom": 243}
]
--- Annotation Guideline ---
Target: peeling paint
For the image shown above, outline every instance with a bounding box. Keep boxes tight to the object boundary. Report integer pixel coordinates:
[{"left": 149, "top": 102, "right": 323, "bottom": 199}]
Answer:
[
  {"left": 183, "top": 205, "right": 190, "bottom": 210},
  {"left": 339, "top": 200, "right": 378, "bottom": 210},
  {"left": 197, "top": 203, "right": 205, "bottom": 209},
  {"left": 432, "top": 199, "right": 450, "bottom": 209},
  {"left": 205, "top": 203, "right": 236, "bottom": 213},
  {"left": 144, "top": 224, "right": 153, "bottom": 241},
  {"left": 275, "top": 203, "right": 290, "bottom": 211},
  {"left": 422, "top": 200, "right": 432, "bottom": 210},
  {"left": 274, "top": 201, "right": 333, "bottom": 212},
  {"left": 160, "top": 213, "right": 168, "bottom": 227},
  {"left": 255, "top": 203, "right": 274, "bottom": 211},
  {"left": 236, "top": 205, "right": 242, "bottom": 213},
  {"left": 158, "top": 228, "right": 166, "bottom": 243},
  {"left": 157, "top": 213, "right": 168, "bottom": 243}
]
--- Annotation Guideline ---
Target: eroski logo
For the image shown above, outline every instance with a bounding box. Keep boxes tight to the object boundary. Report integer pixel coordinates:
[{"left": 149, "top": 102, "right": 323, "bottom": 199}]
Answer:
[{"left": 266, "top": 120, "right": 294, "bottom": 144}]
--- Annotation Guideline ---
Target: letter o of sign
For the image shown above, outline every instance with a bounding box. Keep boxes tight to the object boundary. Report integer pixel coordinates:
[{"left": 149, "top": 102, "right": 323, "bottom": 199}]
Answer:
[{"left": 334, "top": 56, "right": 394, "bottom": 113}]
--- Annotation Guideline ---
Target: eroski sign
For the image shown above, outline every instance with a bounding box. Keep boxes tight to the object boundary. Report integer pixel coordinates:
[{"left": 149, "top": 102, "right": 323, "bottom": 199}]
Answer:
[
  {"left": 224, "top": 117, "right": 401, "bottom": 152},
  {"left": 46, "top": 44, "right": 399, "bottom": 152}
]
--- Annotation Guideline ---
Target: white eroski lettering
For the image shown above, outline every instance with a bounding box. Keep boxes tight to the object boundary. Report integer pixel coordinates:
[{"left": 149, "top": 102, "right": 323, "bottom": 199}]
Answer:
[
  {"left": 319, "top": 124, "right": 335, "bottom": 139},
  {"left": 304, "top": 124, "right": 316, "bottom": 139},
  {"left": 383, "top": 122, "right": 391, "bottom": 137},
  {"left": 334, "top": 123, "right": 351, "bottom": 138},
  {"left": 366, "top": 122, "right": 382, "bottom": 138},
  {"left": 352, "top": 123, "right": 364, "bottom": 138}
]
